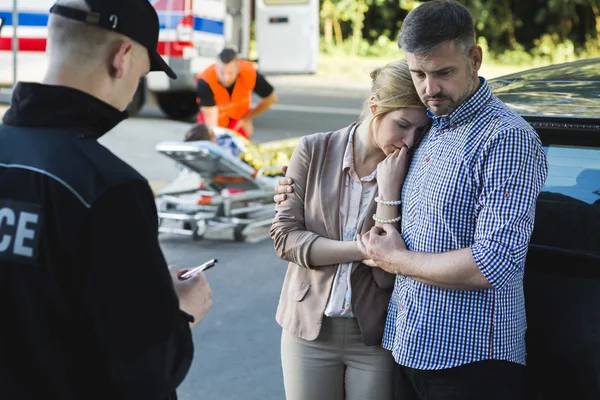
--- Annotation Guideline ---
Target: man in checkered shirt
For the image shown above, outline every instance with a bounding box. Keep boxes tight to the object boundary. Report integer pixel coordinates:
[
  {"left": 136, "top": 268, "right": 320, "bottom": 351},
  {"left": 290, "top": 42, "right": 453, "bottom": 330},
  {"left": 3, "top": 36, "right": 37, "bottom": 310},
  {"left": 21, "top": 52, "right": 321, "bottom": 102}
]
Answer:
[{"left": 357, "top": 1, "right": 548, "bottom": 399}]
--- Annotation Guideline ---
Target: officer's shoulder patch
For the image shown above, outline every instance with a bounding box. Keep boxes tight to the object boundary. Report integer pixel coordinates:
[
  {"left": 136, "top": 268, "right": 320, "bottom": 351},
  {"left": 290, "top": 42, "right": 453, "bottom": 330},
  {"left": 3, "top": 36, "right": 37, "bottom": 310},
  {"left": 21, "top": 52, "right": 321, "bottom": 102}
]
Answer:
[{"left": 0, "top": 198, "right": 43, "bottom": 265}]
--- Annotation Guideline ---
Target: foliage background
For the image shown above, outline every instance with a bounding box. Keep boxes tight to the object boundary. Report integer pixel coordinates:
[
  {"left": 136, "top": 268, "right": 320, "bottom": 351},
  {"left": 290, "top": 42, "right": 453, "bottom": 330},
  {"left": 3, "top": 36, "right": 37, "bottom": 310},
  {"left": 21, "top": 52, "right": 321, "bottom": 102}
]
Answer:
[
  {"left": 248, "top": 1, "right": 599, "bottom": 82},
  {"left": 319, "top": 0, "right": 600, "bottom": 64}
]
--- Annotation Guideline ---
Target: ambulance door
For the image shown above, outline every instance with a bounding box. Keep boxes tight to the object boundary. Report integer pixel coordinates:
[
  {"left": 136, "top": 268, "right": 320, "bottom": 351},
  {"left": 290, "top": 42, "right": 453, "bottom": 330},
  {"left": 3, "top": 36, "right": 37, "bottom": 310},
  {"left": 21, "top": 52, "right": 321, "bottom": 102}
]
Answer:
[
  {"left": 255, "top": 0, "right": 319, "bottom": 74},
  {"left": 0, "top": 0, "right": 53, "bottom": 87},
  {"left": 225, "top": 0, "right": 250, "bottom": 59}
]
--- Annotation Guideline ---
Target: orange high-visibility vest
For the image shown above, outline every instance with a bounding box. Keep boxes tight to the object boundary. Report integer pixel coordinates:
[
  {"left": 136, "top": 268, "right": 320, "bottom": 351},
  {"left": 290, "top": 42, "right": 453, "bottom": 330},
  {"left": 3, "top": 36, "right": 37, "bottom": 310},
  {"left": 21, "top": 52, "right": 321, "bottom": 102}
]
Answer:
[{"left": 196, "top": 59, "right": 257, "bottom": 127}]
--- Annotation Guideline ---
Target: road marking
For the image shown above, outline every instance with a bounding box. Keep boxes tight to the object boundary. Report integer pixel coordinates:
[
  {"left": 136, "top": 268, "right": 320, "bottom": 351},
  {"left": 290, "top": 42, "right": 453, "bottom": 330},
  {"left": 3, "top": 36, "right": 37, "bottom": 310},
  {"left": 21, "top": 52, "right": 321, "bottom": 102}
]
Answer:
[{"left": 271, "top": 104, "right": 360, "bottom": 116}]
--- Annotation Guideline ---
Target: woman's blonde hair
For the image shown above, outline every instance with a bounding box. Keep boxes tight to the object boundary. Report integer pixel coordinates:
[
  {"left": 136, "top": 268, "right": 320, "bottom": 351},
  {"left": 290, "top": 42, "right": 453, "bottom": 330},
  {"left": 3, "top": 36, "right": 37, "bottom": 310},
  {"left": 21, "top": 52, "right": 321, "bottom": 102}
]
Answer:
[{"left": 360, "top": 59, "right": 424, "bottom": 121}]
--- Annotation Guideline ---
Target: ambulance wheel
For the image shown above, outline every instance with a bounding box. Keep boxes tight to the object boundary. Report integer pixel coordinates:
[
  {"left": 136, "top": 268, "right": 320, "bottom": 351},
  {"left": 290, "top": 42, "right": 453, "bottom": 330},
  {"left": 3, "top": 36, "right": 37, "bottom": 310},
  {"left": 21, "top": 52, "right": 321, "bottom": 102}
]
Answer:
[
  {"left": 157, "top": 92, "right": 198, "bottom": 121},
  {"left": 233, "top": 224, "right": 247, "bottom": 242}
]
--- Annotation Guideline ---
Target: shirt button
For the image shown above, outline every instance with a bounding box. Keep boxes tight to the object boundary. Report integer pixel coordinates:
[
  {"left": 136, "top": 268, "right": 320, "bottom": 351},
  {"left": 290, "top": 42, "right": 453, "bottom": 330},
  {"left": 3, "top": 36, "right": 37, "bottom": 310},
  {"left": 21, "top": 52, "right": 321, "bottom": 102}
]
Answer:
[
  {"left": 438, "top": 129, "right": 444, "bottom": 134},
  {"left": 451, "top": 124, "right": 457, "bottom": 129},
  {"left": 425, "top": 157, "right": 430, "bottom": 162}
]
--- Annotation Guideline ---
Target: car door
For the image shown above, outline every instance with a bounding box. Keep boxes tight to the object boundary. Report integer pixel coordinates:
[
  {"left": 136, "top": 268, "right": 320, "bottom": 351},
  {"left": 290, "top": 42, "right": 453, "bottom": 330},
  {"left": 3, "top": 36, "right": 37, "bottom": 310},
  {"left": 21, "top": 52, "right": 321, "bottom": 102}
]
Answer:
[
  {"left": 491, "top": 59, "right": 600, "bottom": 400},
  {"left": 525, "top": 123, "right": 600, "bottom": 400}
]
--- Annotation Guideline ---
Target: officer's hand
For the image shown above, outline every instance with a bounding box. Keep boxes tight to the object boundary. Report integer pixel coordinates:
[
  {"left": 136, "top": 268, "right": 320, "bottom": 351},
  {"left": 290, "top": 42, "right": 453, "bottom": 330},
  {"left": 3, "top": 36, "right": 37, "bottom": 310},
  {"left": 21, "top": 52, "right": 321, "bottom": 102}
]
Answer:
[
  {"left": 169, "top": 265, "right": 212, "bottom": 328},
  {"left": 273, "top": 166, "right": 294, "bottom": 204}
]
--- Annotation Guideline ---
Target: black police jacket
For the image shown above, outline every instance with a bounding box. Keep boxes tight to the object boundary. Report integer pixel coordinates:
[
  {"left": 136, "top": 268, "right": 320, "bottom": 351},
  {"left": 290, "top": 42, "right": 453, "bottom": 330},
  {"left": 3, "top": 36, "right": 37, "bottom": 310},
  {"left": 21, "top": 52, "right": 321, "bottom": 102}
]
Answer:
[{"left": 0, "top": 83, "right": 194, "bottom": 399}]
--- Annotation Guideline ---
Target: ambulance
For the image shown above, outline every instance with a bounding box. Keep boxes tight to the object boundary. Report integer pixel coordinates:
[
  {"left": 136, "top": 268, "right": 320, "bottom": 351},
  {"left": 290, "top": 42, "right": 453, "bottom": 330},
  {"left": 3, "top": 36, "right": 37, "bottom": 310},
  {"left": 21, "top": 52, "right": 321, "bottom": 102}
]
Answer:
[{"left": 0, "top": 0, "right": 319, "bottom": 119}]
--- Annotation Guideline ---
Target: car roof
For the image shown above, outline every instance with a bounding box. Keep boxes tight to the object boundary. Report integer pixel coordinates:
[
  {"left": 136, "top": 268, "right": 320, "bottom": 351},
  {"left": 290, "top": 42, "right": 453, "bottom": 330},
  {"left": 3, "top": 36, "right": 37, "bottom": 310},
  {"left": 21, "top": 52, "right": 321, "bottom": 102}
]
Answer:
[{"left": 489, "top": 57, "right": 600, "bottom": 123}]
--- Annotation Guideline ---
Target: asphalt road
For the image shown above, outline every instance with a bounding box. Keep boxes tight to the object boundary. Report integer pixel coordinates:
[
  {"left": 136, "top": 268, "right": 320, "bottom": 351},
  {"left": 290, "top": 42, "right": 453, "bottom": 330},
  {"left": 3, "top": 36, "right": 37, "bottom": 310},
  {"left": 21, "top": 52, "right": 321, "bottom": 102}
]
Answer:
[{"left": 95, "top": 82, "right": 368, "bottom": 399}]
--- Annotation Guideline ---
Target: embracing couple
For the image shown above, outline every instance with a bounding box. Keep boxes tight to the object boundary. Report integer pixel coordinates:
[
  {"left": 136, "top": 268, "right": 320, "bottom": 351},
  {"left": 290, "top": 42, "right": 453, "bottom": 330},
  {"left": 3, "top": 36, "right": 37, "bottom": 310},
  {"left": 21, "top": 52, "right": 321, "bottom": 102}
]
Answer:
[{"left": 269, "top": 1, "right": 549, "bottom": 400}]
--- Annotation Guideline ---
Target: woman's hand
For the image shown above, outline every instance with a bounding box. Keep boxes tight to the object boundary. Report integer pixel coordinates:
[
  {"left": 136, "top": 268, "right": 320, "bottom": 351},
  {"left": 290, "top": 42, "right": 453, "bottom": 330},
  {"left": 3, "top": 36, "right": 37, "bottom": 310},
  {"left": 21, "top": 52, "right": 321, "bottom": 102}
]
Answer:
[{"left": 377, "top": 146, "right": 411, "bottom": 199}]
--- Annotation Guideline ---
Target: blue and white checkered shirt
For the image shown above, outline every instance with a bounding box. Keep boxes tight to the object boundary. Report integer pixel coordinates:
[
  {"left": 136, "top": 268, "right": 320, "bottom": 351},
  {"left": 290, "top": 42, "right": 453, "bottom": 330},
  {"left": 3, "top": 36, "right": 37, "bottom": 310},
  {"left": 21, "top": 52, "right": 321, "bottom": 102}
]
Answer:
[{"left": 382, "top": 77, "right": 548, "bottom": 370}]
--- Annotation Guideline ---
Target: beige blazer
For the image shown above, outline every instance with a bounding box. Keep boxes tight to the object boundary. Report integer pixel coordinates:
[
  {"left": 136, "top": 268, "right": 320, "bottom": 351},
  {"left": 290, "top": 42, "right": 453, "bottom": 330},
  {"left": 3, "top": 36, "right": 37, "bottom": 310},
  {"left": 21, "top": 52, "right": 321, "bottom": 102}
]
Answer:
[{"left": 269, "top": 123, "right": 396, "bottom": 346}]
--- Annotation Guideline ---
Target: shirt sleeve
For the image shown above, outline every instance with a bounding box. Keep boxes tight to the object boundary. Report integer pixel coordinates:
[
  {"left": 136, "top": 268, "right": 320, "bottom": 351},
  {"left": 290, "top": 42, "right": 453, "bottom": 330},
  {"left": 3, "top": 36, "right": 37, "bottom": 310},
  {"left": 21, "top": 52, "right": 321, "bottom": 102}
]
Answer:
[
  {"left": 470, "top": 128, "right": 548, "bottom": 290},
  {"left": 253, "top": 72, "right": 275, "bottom": 98},
  {"left": 196, "top": 79, "right": 216, "bottom": 107},
  {"left": 81, "top": 180, "right": 194, "bottom": 398}
]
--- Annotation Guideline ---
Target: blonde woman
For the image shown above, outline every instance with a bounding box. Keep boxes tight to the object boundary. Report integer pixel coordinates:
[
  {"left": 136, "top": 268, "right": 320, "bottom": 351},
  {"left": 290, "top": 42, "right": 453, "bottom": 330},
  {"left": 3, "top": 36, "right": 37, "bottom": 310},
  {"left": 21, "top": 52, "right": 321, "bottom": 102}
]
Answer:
[{"left": 269, "top": 59, "right": 430, "bottom": 400}]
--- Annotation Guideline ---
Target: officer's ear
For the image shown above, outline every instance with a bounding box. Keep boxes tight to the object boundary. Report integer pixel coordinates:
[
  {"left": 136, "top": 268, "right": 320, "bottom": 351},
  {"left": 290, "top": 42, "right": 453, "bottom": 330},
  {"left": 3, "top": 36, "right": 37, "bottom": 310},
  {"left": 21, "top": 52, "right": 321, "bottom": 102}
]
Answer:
[{"left": 109, "top": 40, "right": 134, "bottom": 79}]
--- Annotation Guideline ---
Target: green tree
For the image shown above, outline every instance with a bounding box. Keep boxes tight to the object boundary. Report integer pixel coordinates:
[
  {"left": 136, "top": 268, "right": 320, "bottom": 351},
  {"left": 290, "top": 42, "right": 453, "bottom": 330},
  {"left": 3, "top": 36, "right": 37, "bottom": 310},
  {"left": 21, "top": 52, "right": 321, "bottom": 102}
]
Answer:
[{"left": 318, "top": 0, "right": 599, "bottom": 61}]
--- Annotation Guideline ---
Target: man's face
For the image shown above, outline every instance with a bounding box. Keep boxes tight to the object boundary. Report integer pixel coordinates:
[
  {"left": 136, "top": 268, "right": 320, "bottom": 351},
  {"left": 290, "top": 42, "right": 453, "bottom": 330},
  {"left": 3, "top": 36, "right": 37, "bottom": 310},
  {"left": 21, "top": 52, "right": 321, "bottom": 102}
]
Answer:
[
  {"left": 405, "top": 41, "right": 482, "bottom": 116},
  {"left": 126, "top": 49, "right": 150, "bottom": 104},
  {"left": 110, "top": 41, "right": 150, "bottom": 111},
  {"left": 216, "top": 60, "right": 239, "bottom": 87}
]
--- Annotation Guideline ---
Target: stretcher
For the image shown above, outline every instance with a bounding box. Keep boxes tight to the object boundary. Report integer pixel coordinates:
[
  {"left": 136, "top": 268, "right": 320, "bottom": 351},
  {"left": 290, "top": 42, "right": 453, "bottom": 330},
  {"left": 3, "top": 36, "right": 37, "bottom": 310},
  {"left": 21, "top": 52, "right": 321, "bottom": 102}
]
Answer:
[{"left": 154, "top": 133, "right": 298, "bottom": 242}]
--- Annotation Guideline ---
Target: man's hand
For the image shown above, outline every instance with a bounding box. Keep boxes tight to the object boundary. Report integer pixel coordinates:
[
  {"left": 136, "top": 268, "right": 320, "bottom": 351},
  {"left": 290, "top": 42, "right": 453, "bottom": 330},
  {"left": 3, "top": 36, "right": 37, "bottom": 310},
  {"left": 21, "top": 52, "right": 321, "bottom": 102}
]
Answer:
[
  {"left": 273, "top": 165, "right": 294, "bottom": 204},
  {"left": 169, "top": 265, "right": 212, "bottom": 328},
  {"left": 357, "top": 224, "right": 407, "bottom": 274},
  {"left": 233, "top": 116, "right": 254, "bottom": 139}
]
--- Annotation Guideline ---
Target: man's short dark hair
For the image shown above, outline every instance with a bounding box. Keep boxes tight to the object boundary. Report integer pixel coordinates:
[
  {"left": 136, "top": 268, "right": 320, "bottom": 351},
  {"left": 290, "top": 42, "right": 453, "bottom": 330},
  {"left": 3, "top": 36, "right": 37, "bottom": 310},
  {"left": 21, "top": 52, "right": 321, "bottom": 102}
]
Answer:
[
  {"left": 399, "top": 0, "right": 475, "bottom": 55},
  {"left": 184, "top": 124, "right": 213, "bottom": 142},
  {"left": 218, "top": 48, "right": 238, "bottom": 64}
]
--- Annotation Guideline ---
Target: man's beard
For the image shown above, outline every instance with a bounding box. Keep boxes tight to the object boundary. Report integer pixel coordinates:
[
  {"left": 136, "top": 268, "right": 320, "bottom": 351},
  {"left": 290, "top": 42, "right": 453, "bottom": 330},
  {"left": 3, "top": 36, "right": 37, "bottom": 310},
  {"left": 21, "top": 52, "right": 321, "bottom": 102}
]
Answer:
[{"left": 424, "top": 72, "right": 476, "bottom": 116}]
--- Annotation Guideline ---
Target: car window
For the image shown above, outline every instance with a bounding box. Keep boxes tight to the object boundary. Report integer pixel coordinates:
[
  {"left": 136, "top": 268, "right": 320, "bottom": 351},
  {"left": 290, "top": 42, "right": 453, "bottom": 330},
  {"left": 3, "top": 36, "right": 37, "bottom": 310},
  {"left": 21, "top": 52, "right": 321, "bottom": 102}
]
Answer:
[
  {"left": 531, "top": 144, "right": 600, "bottom": 259},
  {"left": 542, "top": 145, "right": 600, "bottom": 205}
]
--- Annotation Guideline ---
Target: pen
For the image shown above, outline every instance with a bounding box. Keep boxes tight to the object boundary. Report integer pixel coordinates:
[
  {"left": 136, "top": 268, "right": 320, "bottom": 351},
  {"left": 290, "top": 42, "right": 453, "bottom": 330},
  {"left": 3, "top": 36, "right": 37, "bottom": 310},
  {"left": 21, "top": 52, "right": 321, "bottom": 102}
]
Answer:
[{"left": 180, "top": 258, "right": 218, "bottom": 280}]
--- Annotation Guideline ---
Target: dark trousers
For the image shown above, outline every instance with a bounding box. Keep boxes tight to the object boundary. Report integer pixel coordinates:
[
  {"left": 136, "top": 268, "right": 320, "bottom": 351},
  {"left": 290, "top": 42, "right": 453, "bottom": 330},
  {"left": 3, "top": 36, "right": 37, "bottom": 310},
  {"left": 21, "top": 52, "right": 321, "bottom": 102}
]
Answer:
[{"left": 393, "top": 360, "right": 526, "bottom": 400}]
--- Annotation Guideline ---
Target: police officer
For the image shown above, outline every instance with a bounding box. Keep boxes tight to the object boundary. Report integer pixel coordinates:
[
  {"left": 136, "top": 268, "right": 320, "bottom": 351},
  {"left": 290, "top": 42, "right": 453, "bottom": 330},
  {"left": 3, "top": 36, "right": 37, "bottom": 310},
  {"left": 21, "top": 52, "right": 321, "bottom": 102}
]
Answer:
[{"left": 0, "top": 1, "right": 211, "bottom": 399}]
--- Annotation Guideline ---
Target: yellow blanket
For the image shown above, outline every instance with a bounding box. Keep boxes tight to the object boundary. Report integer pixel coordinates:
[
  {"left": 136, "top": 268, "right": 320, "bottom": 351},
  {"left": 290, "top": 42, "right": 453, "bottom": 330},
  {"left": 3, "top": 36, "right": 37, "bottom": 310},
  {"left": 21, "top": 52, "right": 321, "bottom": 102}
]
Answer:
[{"left": 214, "top": 127, "right": 300, "bottom": 176}]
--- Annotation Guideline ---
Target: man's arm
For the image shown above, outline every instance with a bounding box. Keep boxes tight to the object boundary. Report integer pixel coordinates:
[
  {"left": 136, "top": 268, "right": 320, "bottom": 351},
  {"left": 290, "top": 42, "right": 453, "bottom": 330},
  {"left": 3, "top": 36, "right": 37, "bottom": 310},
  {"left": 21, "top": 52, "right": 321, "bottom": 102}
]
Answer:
[
  {"left": 197, "top": 79, "right": 219, "bottom": 126},
  {"left": 234, "top": 72, "right": 278, "bottom": 135},
  {"left": 242, "top": 92, "right": 277, "bottom": 123},
  {"left": 273, "top": 170, "right": 293, "bottom": 204},
  {"left": 469, "top": 128, "right": 548, "bottom": 289},
  {"left": 402, "top": 248, "right": 489, "bottom": 289},
  {"left": 81, "top": 181, "right": 195, "bottom": 398},
  {"left": 359, "top": 225, "right": 489, "bottom": 290},
  {"left": 201, "top": 106, "right": 219, "bottom": 126},
  {"left": 245, "top": 72, "right": 277, "bottom": 120}
]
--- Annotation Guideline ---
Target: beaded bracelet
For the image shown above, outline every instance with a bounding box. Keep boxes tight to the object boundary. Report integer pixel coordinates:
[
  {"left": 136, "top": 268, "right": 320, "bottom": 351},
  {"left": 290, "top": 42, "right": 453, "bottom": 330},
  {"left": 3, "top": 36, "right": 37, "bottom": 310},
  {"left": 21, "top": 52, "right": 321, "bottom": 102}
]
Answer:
[
  {"left": 372, "top": 214, "right": 402, "bottom": 224},
  {"left": 375, "top": 196, "right": 402, "bottom": 206}
]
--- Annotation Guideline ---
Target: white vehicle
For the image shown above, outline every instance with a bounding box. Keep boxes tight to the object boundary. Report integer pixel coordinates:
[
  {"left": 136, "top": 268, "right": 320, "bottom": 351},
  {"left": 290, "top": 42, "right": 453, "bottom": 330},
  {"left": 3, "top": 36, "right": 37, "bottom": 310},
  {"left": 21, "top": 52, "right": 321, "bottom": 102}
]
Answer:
[{"left": 0, "top": 0, "right": 319, "bottom": 119}]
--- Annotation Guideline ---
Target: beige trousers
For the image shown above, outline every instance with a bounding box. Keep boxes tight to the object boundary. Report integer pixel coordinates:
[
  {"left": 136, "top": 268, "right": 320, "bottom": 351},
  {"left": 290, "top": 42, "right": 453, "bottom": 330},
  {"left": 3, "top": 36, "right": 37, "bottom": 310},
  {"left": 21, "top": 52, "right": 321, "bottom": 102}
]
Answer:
[{"left": 281, "top": 316, "right": 394, "bottom": 400}]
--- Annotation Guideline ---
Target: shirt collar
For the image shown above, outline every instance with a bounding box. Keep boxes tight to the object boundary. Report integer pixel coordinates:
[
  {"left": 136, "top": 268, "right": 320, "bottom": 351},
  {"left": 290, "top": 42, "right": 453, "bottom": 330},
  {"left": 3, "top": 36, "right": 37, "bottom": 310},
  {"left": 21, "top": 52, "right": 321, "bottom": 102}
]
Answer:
[
  {"left": 426, "top": 77, "right": 491, "bottom": 130},
  {"left": 343, "top": 124, "right": 377, "bottom": 182}
]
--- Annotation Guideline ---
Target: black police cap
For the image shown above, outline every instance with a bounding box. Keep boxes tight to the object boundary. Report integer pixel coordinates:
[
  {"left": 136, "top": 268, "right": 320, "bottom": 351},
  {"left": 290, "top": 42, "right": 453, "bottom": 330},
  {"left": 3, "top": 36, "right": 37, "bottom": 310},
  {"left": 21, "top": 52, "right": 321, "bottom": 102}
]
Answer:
[{"left": 49, "top": 0, "right": 177, "bottom": 79}]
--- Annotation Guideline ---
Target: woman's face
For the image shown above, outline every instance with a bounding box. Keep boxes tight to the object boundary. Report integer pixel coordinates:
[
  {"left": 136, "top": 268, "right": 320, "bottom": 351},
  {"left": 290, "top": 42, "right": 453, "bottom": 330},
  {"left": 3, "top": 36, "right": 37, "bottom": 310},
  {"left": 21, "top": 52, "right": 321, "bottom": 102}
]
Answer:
[{"left": 371, "top": 108, "right": 430, "bottom": 156}]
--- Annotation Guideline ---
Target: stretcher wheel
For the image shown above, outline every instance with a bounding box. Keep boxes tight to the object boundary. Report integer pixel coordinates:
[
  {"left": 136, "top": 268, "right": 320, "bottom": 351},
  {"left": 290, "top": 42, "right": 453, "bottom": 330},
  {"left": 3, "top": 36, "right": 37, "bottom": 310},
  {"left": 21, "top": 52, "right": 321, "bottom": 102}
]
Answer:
[
  {"left": 233, "top": 224, "right": 247, "bottom": 242},
  {"left": 192, "top": 220, "right": 207, "bottom": 241}
]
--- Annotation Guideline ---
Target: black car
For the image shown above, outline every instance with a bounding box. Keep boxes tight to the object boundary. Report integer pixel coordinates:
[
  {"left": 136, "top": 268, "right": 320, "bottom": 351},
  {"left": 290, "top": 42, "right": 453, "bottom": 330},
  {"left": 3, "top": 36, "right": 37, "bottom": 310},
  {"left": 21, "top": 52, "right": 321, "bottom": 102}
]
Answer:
[{"left": 490, "top": 57, "right": 600, "bottom": 399}]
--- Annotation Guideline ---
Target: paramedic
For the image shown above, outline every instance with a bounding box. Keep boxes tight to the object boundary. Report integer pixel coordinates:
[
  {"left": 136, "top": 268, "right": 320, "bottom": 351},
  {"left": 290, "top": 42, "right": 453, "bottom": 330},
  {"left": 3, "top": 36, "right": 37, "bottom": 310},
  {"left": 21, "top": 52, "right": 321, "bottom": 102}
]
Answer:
[
  {"left": 0, "top": 0, "right": 211, "bottom": 399},
  {"left": 195, "top": 47, "right": 278, "bottom": 139}
]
